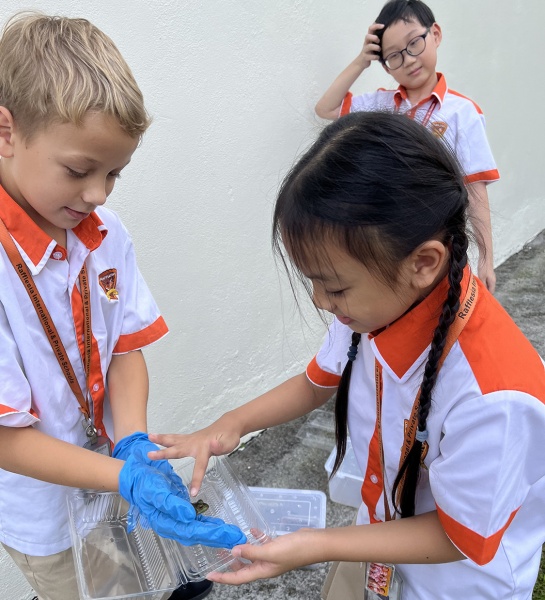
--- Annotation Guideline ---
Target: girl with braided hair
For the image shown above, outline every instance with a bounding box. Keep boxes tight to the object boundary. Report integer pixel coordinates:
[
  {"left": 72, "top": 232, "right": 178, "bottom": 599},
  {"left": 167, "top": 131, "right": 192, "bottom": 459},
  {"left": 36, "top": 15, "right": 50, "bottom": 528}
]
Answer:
[{"left": 150, "top": 111, "right": 545, "bottom": 600}]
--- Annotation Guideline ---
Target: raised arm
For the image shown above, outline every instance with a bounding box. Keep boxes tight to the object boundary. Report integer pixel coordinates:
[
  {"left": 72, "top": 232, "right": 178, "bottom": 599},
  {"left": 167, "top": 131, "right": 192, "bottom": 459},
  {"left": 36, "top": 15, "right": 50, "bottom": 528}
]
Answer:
[
  {"left": 149, "top": 372, "right": 335, "bottom": 496},
  {"left": 315, "top": 22, "right": 384, "bottom": 120}
]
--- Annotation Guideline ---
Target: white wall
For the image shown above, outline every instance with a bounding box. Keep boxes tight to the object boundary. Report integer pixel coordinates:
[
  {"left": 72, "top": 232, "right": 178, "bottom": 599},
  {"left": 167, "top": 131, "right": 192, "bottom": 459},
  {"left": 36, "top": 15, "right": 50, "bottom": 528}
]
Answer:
[{"left": 1, "top": 1, "right": 544, "bottom": 597}]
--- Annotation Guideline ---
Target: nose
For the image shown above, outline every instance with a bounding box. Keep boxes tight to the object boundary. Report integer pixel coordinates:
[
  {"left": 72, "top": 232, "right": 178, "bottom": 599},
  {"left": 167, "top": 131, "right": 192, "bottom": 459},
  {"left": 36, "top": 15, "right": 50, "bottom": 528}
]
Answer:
[
  {"left": 312, "top": 288, "right": 334, "bottom": 313},
  {"left": 403, "top": 49, "right": 417, "bottom": 67},
  {"left": 82, "top": 179, "right": 109, "bottom": 207}
]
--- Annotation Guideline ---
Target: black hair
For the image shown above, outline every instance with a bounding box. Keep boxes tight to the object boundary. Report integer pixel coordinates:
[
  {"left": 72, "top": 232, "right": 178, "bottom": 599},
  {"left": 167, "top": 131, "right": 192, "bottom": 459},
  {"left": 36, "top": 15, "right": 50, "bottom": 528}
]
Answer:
[
  {"left": 272, "top": 111, "right": 469, "bottom": 518},
  {"left": 375, "top": 0, "right": 436, "bottom": 61}
]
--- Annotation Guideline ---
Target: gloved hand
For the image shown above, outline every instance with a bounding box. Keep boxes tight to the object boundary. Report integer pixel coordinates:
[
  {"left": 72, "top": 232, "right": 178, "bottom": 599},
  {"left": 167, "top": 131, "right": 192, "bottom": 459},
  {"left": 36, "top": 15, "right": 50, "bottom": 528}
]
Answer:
[
  {"left": 114, "top": 431, "right": 189, "bottom": 499},
  {"left": 118, "top": 453, "right": 247, "bottom": 549}
]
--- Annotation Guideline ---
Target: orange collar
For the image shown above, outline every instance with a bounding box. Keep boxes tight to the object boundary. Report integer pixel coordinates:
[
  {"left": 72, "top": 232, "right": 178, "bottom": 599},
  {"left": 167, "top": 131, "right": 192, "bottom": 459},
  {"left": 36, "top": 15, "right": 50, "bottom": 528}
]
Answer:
[
  {"left": 0, "top": 185, "right": 106, "bottom": 268},
  {"left": 393, "top": 72, "right": 448, "bottom": 110},
  {"left": 370, "top": 265, "right": 472, "bottom": 381}
]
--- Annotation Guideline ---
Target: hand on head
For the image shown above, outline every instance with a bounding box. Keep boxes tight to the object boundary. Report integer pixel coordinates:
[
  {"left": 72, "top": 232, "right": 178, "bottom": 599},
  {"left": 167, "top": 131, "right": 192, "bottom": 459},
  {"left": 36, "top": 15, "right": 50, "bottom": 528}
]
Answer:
[{"left": 359, "top": 22, "right": 385, "bottom": 69}]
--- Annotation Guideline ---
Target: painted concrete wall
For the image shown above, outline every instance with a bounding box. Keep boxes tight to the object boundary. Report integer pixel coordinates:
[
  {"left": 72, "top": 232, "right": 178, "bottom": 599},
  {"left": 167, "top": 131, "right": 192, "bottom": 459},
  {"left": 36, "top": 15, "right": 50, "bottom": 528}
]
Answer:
[{"left": 1, "top": 1, "right": 543, "bottom": 597}]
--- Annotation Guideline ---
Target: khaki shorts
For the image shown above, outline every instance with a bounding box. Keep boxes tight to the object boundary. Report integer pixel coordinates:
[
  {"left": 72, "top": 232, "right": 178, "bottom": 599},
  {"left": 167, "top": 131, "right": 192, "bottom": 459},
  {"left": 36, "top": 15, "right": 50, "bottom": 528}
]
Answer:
[
  {"left": 2, "top": 543, "right": 79, "bottom": 600},
  {"left": 2, "top": 543, "right": 172, "bottom": 600},
  {"left": 321, "top": 559, "right": 368, "bottom": 600}
]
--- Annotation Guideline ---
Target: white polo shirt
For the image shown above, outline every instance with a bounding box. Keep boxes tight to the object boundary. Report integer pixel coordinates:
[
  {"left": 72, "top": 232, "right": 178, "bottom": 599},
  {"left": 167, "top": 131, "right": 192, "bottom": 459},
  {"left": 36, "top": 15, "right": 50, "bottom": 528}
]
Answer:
[
  {"left": 0, "top": 185, "right": 168, "bottom": 555},
  {"left": 307, "top": 268, "right": 545, "bottom": 599},
  {"left": 340, "top": 73, "right": 500, "bottom": 185}
]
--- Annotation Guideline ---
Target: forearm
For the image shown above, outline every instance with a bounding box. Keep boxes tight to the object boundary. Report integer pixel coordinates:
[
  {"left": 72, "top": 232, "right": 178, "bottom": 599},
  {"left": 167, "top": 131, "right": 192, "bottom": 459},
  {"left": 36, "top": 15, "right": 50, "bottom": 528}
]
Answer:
[
  {"left": 315, "top": 58, "right": 369, "bottom": 120},
  {"left": 220, "top": 372, "right": 334, "bottom": 438},
  {"left": 467, "top": 182, "right": 493, "bottom": 262},
  {"left": 0, "top": 425, "right": 122, "bottom": 491},
  {"left": 296, "top": 511, "right": 465, "bottom": 566},
  {"left": 108, "top": 350, "right": 149, "bottom": 442}
]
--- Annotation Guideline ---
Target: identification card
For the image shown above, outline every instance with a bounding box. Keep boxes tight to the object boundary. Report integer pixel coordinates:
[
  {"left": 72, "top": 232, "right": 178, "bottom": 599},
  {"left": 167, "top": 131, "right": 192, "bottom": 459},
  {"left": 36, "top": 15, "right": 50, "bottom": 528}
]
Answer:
[
  {"left": 365, "top": 562, "right": 403, "bottom": 599},
  {"left": 83, "top": 435, "right": 112, "bottom": 456}
]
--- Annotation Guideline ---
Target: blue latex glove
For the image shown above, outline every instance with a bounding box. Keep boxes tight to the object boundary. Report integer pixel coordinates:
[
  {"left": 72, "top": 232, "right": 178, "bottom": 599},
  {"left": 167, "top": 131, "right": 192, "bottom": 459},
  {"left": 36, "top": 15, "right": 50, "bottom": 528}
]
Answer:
[
  {"left": 113, "top": 431, "right": 176, "bottom": 475},
  {"left": 113, "top": 431, "right": 189, "bottom": 499},
  {"left": 118, "top": 453, "right": 247, "bottom": 548}
]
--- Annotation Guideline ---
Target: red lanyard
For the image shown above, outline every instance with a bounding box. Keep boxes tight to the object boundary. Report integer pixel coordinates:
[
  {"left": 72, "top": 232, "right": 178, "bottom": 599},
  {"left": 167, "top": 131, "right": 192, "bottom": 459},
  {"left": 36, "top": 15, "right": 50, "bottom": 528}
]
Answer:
[
  {"left": 397, "top": 96, "right": 438, "bottom": 127},
  {"left": 0, "top": 217, "right": 98, "bottom": 441},
  {"left": 375, "top": 273, "right": 478, "bottom": 520}
]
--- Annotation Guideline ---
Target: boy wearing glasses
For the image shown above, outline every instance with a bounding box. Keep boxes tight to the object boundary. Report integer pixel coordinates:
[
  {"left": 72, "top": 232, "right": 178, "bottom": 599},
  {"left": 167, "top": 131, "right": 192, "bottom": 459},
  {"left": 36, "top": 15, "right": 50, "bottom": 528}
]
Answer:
[{"left": 315, "top": 0, "right": 499, "bottom": 293}]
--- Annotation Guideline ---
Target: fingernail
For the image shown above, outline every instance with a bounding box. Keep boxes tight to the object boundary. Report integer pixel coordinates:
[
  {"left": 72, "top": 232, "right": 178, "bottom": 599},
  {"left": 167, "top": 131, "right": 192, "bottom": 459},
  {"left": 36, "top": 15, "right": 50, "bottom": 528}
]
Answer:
[{"left": 190, "top": 487, "right": 197, "bottom": 497}]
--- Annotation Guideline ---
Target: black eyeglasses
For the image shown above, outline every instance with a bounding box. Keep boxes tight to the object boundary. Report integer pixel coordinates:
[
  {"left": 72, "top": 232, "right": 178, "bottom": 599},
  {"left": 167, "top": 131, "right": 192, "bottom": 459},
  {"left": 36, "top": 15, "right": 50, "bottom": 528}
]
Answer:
[{"left": 382, "top": 28, "right": 430, "bottom": 70}]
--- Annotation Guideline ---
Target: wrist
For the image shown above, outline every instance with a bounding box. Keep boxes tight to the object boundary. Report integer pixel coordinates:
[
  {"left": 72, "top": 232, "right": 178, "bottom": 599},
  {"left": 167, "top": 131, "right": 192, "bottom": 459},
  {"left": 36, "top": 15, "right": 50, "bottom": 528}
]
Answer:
[
  {"left": 353, "top": 55, "right": 371, "bottom": 71},
  {"left": 218, "top": 409, "right": 246, "bottom": 438}
]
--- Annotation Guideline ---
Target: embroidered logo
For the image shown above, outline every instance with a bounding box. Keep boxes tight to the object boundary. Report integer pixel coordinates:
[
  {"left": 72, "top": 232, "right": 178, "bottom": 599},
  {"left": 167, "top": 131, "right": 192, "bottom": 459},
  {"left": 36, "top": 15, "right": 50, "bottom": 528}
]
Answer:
[
  {"left": 98, "top": 268, "right": 119, "bottom": 301},
  {"left": 430, "top": 121, "right": 448, "bottom": 138}
]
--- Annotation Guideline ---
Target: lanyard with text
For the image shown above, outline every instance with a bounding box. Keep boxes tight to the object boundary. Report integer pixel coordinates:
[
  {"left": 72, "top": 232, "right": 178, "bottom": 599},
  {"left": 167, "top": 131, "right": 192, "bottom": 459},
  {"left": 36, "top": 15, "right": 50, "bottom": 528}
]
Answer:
[
  {"left": 0, "top": 217, "right": 102, "bottom": 448},
  {"left": 375, "top": 273, "right": 478, "bottom": 521},
  {"left": 396, "top": 96, "right": 438, "bottom": 127}
]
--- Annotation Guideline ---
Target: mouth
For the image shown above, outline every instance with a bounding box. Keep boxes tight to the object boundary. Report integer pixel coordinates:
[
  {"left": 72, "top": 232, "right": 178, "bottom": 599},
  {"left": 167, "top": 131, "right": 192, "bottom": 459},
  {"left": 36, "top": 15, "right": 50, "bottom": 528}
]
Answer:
[
  {"left": 65, "top": 207, "right": 91, "bottom": 220},
  {"left": 336, "top": 315, "right": 354, "bottom": 326},
  {"left": 408, "top": 66, "right": 422, "bottom": 76}
]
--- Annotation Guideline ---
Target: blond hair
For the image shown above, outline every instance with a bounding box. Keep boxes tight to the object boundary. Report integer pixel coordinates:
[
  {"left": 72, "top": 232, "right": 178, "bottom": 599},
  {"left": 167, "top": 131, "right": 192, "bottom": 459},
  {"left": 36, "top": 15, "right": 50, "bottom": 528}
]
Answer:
[{"left": 0, "top": 12, "right": 150, "bottom": 139}]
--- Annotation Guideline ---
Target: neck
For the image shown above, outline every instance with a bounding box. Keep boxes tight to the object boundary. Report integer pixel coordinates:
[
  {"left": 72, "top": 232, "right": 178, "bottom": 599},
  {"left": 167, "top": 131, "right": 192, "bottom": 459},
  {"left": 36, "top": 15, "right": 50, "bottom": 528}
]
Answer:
[{"left": 406, "top": 72, "right": 439, "bottom": 105}]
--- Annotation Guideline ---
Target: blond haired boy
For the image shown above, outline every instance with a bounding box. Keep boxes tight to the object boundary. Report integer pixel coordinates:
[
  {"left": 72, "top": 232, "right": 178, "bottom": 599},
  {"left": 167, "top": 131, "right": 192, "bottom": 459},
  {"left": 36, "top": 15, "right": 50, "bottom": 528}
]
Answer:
[{"left": 0, "top": 13, "right": 242, "bottom": 600}]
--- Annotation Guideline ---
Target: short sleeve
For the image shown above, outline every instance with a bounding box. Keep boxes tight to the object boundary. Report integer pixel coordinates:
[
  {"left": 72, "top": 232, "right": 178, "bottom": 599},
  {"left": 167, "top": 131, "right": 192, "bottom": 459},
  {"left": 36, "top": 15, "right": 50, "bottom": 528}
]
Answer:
[
  {"left": 430, "top": 389, "right": 545, "bottom": 565},
  {"left": 0, "top": 300, "right": 39, "bottom": 427},
  {"left": 306, "top": 319, "right": 352, "bottom": 388},
  {"left": 439, "top": 105, "right": 499, "bottom": 184},
  {"left": 340, "top": 91, "right": 394, "bottom": 117},
  {"left": 112, "top": 234, "right": 168, "bottom": 354}
]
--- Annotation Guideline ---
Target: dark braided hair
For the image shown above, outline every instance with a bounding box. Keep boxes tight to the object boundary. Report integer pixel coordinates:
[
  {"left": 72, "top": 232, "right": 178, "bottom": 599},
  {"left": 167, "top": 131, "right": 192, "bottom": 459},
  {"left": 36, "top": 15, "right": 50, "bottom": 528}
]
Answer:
[{"left": 272, "top": 111, "right": 470, "bottom": 517}]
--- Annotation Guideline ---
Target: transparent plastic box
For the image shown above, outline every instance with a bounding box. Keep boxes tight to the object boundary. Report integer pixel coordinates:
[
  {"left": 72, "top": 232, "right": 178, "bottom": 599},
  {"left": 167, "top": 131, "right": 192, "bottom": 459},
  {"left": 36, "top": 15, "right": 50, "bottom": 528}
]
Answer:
[
  {"left": 249, "top": 487, "right": 326, "bottom": 535},
  {"left": 324, "top": 438, "right": 364, "bottom": 508},
  {"left": 250, "top": 487, "right": 326, "bottom": 569},
  {"left": 296, "top": 409, "right": 336, "bottom": 451},
  {"left": 68, "top": 456, "right": 273, "bottom": 600}
]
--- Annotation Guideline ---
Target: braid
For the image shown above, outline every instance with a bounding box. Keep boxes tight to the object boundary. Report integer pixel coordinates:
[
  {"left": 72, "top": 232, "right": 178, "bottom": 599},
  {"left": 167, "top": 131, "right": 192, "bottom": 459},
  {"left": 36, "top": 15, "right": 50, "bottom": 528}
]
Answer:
[
  {"left": 392, "top": 228, "right": 468, "bottom": 517},
  {"left": 331, "top": 331, "right": 361, "bottom": 478}
]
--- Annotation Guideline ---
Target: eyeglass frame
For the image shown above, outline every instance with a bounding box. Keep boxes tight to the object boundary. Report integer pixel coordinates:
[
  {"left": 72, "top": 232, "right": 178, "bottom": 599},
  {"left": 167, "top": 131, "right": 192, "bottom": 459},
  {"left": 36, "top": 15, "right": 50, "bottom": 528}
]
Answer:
[{"left": 380, "top": 28, "right": 431, "bottom": 70}]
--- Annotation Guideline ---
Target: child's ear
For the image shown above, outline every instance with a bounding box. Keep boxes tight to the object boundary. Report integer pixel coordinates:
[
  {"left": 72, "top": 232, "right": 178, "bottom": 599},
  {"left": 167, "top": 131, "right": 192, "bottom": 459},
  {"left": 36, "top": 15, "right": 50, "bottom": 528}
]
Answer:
[
  {"left": 408, "top": 240, "right": 448, "bottom": 291},
  {"left": 0, "top": 107, "right": 16, "bottom": 158},
  {"left": 431, "top": 23, "right": 442, "bottom": 47}
]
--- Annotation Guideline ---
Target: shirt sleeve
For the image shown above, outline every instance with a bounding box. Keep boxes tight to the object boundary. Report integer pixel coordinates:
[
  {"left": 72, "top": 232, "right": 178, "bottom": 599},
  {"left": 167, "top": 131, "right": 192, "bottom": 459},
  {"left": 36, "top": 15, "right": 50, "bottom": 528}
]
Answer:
[
  {"left": 112, "top": 230, "right": 168, "bottom": 354},
  {"left": 429, "top": 389, "right": 545, "bottom": 565},
  {"left": 340, "top": 91, "right": 392, "bottom": 117},
  {"left": 306, "top": 319, "right": 351, "bottom": 387},
  {"left": 439, "top": 105, "right": 499, "bottom": 185},
  {"left": 0, "top": 300, "right": 39, "bottom": 427}
]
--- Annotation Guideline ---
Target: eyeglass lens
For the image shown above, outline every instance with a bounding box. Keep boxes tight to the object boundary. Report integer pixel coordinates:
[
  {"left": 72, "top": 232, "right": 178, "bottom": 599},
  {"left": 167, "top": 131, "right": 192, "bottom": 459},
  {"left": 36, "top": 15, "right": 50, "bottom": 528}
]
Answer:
[{"left": 384, "top": 33, "right": 427, "bottom": 70}]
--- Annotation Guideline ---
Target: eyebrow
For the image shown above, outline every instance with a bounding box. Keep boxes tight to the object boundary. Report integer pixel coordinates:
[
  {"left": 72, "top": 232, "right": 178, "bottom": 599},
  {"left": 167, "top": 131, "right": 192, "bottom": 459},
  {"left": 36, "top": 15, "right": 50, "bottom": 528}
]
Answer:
[
  {"left": 65, "top": 155, "right": 132, "bottom": 169},
  {"left": 304, "top": 273, "right": 337, "bottom": 283},
  {"left": 382, "top": 28, "right": 422, "bottom": 55}
]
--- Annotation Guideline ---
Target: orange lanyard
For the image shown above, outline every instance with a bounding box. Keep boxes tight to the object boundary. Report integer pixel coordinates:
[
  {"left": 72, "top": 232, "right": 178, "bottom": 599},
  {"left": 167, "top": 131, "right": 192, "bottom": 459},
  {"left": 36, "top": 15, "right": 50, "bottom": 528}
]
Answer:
[
  {"left": 0, "top": 217, "right": 98, "bottom": 441},
  {"left": 375, "top": 273, "right": 478, "bottom": 520},
  {"left": 397, "top": 96, "right": 438, "bottom": 127}
]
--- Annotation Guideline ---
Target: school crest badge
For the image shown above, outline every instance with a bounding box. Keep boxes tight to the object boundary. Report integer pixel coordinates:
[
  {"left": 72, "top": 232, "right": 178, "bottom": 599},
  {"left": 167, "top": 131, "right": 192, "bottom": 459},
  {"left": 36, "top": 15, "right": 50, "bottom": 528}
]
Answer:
[
  {"left": 430, "top": 121, "right": 448, "bottom": 138},
  {"left": 99, "top": 268, "right": 119, "bottom": 301}
]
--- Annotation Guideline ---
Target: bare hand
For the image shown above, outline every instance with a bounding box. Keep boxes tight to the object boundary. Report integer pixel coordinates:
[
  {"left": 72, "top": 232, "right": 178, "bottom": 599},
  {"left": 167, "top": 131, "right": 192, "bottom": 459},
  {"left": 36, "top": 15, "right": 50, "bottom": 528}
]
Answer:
[
  {"left": 148, "top": 419, "right": 241, "bottom": 496},
  {"left": 207, "top": 530, "right": 318, "bottom": 585},
  {"left": 359, "top": 22, "right": 385, "bottom": 69}
]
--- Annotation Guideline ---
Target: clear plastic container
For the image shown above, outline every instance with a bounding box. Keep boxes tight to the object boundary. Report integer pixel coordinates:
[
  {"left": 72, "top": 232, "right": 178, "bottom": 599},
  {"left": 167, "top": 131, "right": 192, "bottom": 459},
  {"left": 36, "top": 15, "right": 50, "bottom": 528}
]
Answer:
[
  {"left": 324, "top": 438, "right": 364, "bottom": 508},
  {"left": 249, "top": 487, "right": 326, "bottom": 534},
  {"left": 250, "top": 487, "right": 326, "bottom": 569},
  {"left": 68, "top": 456, "right": 272, "bottom": 600},
  {"left": 296, "top": 409, "right": 336, "bottom": 450}
]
